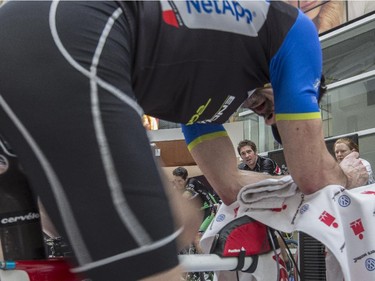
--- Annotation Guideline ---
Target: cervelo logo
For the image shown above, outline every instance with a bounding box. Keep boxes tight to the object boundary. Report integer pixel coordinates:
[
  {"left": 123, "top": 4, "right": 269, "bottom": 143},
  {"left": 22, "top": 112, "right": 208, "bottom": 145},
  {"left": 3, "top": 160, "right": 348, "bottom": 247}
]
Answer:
[
  {"left": 160, "top": 0, "right": 270, "bottom": 36},
  {"left": 1, "top": 212, "right": 40, "bottom": 225}
]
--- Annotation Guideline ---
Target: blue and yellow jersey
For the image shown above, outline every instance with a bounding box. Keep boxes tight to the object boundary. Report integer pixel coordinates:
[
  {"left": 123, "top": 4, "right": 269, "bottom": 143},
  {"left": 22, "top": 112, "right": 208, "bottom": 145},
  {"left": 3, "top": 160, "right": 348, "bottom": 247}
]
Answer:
[{"left": 131, "top": 1, "right": 322, "bottom": 147}]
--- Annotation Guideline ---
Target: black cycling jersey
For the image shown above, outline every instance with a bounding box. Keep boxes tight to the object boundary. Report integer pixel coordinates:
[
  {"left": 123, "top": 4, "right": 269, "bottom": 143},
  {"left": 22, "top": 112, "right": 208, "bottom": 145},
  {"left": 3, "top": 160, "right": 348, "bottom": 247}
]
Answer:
[
  {"left": 0, "top": 1, "right": 322, "bottom": 280},
  {"left": 186, "top": 178, "right": 220, "bottom": 209},
  {"left": 129, "top": 1, "right": 320, "bottom": 125},
  {"left": 132, "top": 1, "right": 294, "bottom": 124},
  {"left": 238, "top": 155, "right": 282, "bottom": 175}
]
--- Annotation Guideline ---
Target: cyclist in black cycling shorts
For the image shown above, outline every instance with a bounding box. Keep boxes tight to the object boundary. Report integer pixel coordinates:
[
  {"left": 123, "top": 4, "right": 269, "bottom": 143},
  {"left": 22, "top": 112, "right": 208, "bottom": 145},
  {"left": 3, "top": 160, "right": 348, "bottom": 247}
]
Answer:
[{"left": 0, "top": 1, "right": 367, "bottom": 281}]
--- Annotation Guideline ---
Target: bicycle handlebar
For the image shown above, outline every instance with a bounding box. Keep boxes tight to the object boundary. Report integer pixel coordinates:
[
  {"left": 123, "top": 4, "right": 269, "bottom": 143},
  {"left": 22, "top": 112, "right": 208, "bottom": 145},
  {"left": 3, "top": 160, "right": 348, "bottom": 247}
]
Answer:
[{"left": 179, "top": 254, "right": 254, "bottom": 272}]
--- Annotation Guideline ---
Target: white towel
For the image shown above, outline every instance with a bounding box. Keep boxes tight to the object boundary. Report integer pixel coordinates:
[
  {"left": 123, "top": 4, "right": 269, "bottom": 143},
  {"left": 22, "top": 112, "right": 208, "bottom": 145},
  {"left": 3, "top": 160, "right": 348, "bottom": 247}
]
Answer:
[
  {"left": 238, "top": 175, "right": 298, "bottom": 210},
  {"left": 236, "top": 183, "right": 375, "bottom": 281}
]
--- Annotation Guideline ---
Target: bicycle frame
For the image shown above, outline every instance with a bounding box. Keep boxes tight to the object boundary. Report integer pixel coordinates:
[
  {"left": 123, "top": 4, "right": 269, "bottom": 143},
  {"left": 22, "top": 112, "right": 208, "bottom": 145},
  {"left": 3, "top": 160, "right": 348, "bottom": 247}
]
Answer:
[
  {"left": 0, "top": 136, "right": 81, "bottom": 281},
  {"left": 0, "top": 254, "right": 247, "bottom": 281},
  {"left": 0, "top": 259, "right": 80, "bottom": 281}
]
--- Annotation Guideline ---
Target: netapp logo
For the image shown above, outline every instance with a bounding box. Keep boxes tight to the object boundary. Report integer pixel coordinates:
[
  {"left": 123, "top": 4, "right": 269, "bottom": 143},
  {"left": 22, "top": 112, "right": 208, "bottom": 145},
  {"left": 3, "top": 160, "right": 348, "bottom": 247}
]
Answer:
[
  {"left": 186, "top": 0, "right": 255, "bottom": 24},
  {"left": 161, "top": 0, "right": 269, "bottom": 36},
  {"left": 1, "top": 212, "right": 40, "bottom": 225}
]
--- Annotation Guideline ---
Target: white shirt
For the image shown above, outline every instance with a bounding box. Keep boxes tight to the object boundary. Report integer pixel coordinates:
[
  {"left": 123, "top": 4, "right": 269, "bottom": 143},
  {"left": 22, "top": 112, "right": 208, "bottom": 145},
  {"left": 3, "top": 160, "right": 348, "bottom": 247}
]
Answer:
[{"left": 360, "top": 158, "right": 375, "bottom": 185}]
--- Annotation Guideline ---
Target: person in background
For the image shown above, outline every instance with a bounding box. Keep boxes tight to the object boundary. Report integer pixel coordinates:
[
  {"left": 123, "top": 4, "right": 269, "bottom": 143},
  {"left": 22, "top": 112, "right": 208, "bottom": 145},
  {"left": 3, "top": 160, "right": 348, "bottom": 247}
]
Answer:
[
  {"left": 172, "top": 166, "right": 219, "bottom": 262},
  {"left": 172, "top": 167, "right": 191, "bottom": 195},
  {"left": 334, "top": 137, "right": 374, "bottom": 185},
  {"left": 237, "top": 139, "right": 283, "bottom": 175},
  {"left": 172, "top": 167, "right": 220, "bottom": 232}
]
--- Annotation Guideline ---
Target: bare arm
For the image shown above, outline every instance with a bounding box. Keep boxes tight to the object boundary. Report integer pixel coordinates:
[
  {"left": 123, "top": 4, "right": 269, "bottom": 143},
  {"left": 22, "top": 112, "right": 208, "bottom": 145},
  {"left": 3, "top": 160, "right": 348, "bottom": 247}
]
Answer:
[
  {"left": 189, "top": 135, "right": 275, "bottom": 204},
  {"left": 277, "top": 119, "right": 367, "bottom": 194}
]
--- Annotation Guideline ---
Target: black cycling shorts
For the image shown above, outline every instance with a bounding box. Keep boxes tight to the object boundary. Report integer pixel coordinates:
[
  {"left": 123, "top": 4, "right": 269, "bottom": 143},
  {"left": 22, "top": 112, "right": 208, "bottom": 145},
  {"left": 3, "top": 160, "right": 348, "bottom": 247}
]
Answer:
[{"left": 0, "top": 1, "right": 178, "bottom": 280}]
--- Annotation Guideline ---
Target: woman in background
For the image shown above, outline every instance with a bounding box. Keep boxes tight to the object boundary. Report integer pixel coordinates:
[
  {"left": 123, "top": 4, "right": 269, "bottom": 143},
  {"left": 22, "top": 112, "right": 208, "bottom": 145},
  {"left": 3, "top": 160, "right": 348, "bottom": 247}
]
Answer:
[{"left": 334, "top": 137, "right": 374, "bottom": 186}]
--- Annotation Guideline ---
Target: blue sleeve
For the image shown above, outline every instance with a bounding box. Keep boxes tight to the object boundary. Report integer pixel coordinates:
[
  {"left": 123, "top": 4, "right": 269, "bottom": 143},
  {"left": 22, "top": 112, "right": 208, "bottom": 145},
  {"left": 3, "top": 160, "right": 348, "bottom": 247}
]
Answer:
[
  {"left": 181, "top": 123, "right": 228, "bottom": 151},
  {"left": 270, "top": 10, "right": 322, "bottom": 121}
]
